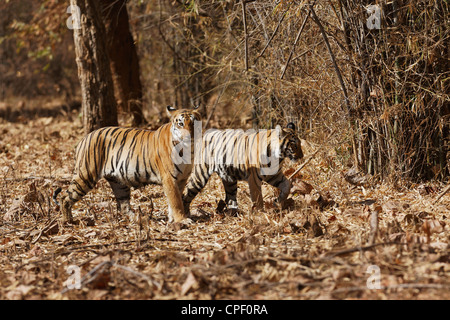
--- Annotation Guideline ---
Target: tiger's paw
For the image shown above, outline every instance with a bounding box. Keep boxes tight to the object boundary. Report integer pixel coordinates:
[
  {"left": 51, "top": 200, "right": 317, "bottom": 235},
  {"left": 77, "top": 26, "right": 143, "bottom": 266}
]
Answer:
[
  {"left": 216, "top": 200, "right": 241, "bottom": 216},
  {"left": 60, "top": 216, "right": 75, "bottom": 225},
  {"left": 183, "top": 203, "right": 191, "bottom": 217},
  {"left": 171, "top": 217, "right": 193, "bottom": 231},
  {"left": 271, "top": 198, "right": 284, "bottom": 211},
  {"left": 272, "top": 198, "right": 295, "bottom": 211},
  {"left": 118, "top": 211, "right": 141, "bottom": 225},
  {"left": 181, "top": 217, "right": 194, "bottom": 225},
  {"left": 128, "top": 212, "right": 138, "bottom": 224}
]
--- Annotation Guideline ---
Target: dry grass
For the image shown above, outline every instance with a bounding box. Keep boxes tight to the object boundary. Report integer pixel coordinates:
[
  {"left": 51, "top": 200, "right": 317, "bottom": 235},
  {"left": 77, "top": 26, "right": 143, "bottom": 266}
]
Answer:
[{"left": 0, "top": 109, "right": 449, "bottom": 300}]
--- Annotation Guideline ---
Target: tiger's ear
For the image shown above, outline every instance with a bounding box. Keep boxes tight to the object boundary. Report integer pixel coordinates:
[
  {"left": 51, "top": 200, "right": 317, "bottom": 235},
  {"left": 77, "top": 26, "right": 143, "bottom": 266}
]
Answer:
[
  {"left": 166, "top": 105, "right": 177, "bottom": 117},
  {"left": 191, "top": 105, "right": 202, "bottom": 120},
  {"left": 286, "top": 122, "right": 296, "bottom": 131}
]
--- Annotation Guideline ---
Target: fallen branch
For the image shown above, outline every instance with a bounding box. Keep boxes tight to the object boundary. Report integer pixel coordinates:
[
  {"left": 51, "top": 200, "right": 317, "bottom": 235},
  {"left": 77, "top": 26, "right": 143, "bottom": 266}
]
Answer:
[
  {"left": 4, "top": 176, "right": 72, "bottom": 182},
  {"left": 320, "top": 242, "right": 407, "bottom": 261},
  {"left": 113, "top": 263, "right": 161, "bottom": 289},
  {"left": 434, "top": 183, "right": 450, "bottom": 204},
  {"left": 331, "top": 283, "right": 450, "bottom": 295},
  {"left": 69, "top": 237, "right": 186, "bottom": 249},
  {"left": 31, "top": 217, "right": 59, "bottom": 244},
  {"left": 61, "top": 260, "right": 112, "bottom": 294}
]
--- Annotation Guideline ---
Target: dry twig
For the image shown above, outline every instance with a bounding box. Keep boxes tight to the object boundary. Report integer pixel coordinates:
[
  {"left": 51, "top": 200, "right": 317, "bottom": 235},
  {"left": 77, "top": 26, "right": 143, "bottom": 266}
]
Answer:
[{"left": 434, "top": 183, "right": 450, "bottom": 204}]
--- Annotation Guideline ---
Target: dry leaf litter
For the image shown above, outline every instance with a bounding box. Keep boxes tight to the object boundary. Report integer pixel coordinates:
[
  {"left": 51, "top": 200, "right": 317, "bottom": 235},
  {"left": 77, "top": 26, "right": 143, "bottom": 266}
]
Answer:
[{"left": 0, "top": 110, "right": 449, "bottom": 300}]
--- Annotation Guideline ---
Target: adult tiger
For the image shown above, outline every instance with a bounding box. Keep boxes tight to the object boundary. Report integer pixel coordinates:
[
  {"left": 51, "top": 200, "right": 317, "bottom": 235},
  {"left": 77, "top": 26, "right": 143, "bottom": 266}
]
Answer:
[
  {"left": 183, "top": 123, "right": 303, "bottom": 214},
  {"left": 54, "top": 106, "right": 201, "bottom": 224}
]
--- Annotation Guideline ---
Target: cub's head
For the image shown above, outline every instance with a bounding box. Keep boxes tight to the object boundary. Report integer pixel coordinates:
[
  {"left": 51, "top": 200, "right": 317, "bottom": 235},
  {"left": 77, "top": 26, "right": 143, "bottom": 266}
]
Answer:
[
  {"left": 278, "top": 122, "right": 303, "bottom": 161},
  {"left": 167, "top": 105, "right": 202, "bottom": 143}
]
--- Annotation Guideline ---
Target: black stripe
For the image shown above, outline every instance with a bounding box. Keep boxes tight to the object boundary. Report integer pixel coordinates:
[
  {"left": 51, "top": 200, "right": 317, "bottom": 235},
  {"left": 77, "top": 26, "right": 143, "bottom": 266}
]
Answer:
[
  {"left": 175, "top": 164, "right": 183, "bottom": 174},
  {"left": 266, "top": 172, "right": 283, "bottom": 185},
  {"left": 116, "top": 129, "right": 133, "bottom": 168}
]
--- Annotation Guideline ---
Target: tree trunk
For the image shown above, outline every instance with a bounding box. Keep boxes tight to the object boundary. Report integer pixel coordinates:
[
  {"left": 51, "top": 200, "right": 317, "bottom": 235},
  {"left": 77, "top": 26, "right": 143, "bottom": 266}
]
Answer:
[
  {"left": 71, "top": 0, "right": 118, "bottom": 135},
  {"left": 99, "top": 0, "right": 147, "bottom": 127}
]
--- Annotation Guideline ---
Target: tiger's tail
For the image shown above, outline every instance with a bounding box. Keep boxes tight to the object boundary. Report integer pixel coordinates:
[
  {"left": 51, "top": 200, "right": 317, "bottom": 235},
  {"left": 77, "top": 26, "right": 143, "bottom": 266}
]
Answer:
[{"left": 52, "top": 187, "right": 63, "bottom": 206}]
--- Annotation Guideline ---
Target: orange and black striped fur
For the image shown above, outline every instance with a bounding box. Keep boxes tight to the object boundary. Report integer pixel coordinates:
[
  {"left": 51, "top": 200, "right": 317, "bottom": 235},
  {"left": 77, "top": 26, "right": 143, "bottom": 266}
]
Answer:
[
  {"left": 55, "top": 106, "right": 201, "bottom": 224},
  {"left": 183, "top": 123, "right": 303, "bottom": 214}
]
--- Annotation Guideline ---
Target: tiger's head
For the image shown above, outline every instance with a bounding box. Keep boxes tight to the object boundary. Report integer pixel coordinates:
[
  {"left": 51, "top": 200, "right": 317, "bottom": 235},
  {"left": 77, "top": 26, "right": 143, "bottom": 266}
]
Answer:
[
  {"left": 167, "top": 105, "right": 202, "bottom": 143},
  {"left": 277, "top": 122, "right": 303, "bottom": 161}
]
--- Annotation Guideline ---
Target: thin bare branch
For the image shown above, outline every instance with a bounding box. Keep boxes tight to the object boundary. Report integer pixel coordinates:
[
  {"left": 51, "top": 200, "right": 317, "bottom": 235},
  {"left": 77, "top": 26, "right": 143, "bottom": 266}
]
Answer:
[
  {"left": 309, "top": 3, "right": 350, "bottom": 115},
  {"left": 280, "top": 4, "right": 311, "bottom": 79},
  {"left": 255, "top": 3, "right": 292, "bottom": 62}
]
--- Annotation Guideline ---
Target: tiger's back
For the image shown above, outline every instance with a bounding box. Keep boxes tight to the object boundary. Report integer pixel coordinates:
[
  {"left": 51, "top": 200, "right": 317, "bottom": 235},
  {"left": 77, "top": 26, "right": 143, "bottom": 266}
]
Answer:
[{"left": 75, "top": 127, "right": 165, "bottom": 188}]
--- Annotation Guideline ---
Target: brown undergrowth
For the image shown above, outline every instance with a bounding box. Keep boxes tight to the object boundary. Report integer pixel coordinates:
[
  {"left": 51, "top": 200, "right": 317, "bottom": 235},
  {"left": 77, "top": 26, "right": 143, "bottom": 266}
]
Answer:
[{"left": 0, "top": 112, "right": 448, "bottom": 300}]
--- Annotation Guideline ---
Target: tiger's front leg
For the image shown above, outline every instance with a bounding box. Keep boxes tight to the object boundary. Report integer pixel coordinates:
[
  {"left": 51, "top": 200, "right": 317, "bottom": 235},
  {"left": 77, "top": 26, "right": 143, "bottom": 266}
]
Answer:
[
  {"left": 248, "top": 172, "right": 263, "bottom": 209},
  {"left": 162, "top": 177, "right": 189, "bottom": 224},
  {"left": 266, "top": 173, "right": 291, "bottom": 210},
  {"left": 276, "top": 176, "right": 291, "bottom": 209},
  {"left": 221, "top": 179, "right": 239, "bottom": 212}
]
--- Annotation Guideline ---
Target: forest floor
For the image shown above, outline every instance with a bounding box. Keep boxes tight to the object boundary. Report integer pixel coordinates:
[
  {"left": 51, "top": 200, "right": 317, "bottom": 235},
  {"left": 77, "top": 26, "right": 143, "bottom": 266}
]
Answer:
[{"left": 0, "top": 103, "right": 449, "bottom": 300}]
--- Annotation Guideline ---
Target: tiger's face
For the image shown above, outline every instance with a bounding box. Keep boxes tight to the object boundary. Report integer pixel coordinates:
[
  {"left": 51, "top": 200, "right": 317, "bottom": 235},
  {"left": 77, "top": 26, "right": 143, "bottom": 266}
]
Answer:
[
  {"left": 167, "top": 106, "right": 202, "bottom": 143},
  {"left": 279, "top": 123, "right": 303, "bottom": 161}
]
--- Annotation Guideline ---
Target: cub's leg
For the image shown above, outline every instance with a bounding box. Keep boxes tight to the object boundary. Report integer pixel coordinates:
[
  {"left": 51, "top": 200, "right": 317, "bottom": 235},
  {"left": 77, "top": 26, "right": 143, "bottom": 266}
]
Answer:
[
  {"left": 222, "top": 179, "right": 238, "bottom": 211},
  {"left": 248, "top": 172, "right": 263, "bottom": 209},
  {"left": 266, "top": 173, "right": 291, "bottom": 209},
  {"left": 182, "top": 166, "right": 212, "bottom": 215},
  {"left": 107, "top": 179, "right": 132, "bottom": 220}
]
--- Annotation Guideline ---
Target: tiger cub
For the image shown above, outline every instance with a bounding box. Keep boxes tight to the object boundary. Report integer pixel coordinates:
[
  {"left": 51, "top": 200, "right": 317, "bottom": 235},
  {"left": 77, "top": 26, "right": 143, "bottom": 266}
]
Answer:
[
  {"left": 183, "top": 123, "right": 303, "bottom": 214},
  {"left": 54, "top": 106, "right": 201, "bottom": 224}
]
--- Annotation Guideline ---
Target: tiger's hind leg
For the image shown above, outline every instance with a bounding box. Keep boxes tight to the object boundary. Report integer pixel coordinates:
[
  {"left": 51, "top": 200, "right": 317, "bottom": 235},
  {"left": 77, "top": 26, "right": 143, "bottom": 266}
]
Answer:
[
  {"left": 182, "top": 166, "right": 212, "bottom": 216},
  {"left": 61, "top": 175, "right": 96, "bottom": 224},
  {"left": 107, "top": 180, "right": 133, "bottom": 221}
]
